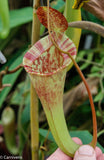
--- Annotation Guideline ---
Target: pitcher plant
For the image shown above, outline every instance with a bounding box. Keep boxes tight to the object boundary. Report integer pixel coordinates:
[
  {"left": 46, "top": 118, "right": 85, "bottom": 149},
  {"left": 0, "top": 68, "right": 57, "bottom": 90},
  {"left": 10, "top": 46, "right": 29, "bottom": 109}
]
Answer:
[
  {"left": 23, "top": 32, "right": 80, "bottom": 157},
  {"left": 23, "top": 1, "right": 97, "bottom": 158}
]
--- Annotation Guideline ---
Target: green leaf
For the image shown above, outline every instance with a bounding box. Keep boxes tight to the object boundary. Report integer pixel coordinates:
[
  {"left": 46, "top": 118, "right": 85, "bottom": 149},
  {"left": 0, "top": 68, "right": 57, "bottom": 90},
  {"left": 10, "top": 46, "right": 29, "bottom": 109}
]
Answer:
[
  {"left": 96, "top": 110, "right": 102, "bottom": 117},
  {"left": 80, "top": 53, "right": 93, "bottom": 70},
  {"left": 39, "top": 129, "right": 104, "bottom": 153},
  {"left": 91, "top": 66, "right": 102, "bottom": 73},
  {"left": 10, "top": 77, "right": 30, "bottom": 124},
  {"left": 88, "top": 72, "right": 101, "bottom": 78},
  {"left": 21, "top": 103, "right": 30, "bottom": 124},
  {"left": 81, "top": 9, "right": 102, "bottom": 24},
  {"left": 10, "top": 83, "right": 24, "bottom": 105},
  {"left": 94, "top": 91, "right": 104, "bottom": 102},
  {"left": 51, "top": 0, "right": 65, "bottom": 12},
  {"left": 77, "top": 50, "right": 86, "bottom": 63},
  {"left": 0, "top": 7, "right": 33, "bottom": 30},
  {"left": 0, "top": 45, "right": 28, "bottom": 108},
  {"left": 10, "top": 80, "right": 30, "bottom": 106},
  {"left": 40, "top": 25, "right": 45, "bottom": 36}
]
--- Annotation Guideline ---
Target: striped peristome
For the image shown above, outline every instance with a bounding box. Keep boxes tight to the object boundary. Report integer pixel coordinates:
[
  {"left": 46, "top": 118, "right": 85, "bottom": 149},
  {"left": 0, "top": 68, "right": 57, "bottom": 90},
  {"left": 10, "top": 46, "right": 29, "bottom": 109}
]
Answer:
[{"left": 23, "top": 33, "right": 77, "bottom": 76}]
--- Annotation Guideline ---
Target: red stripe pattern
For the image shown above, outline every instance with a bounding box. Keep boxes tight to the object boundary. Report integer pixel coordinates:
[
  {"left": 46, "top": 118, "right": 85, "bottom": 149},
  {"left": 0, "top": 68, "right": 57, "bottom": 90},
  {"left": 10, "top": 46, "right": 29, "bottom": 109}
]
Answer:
[{"left": 23, "top": 34, "right": 77, "bottom": 76}]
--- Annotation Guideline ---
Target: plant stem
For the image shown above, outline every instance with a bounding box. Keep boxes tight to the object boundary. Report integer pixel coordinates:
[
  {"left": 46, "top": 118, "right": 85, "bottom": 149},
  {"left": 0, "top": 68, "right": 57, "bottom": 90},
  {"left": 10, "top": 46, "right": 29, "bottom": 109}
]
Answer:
[
  {"left": 30, "top": 84, "right": 39, "bottom": 160},
  {"left": 68, "top": 21, "right": 104, "bottom": 37},
  {"left": 77, "top": 57, "right": 104, "bottom": 68},
  {"left": 30, "top": 0, "right": 40, "bottom": 160},
  {"left": 97, "top": 129, "right": 104, "bottom": 138},
  {"left": 32, "top": 0, "right": 40, "bottom": 44}
]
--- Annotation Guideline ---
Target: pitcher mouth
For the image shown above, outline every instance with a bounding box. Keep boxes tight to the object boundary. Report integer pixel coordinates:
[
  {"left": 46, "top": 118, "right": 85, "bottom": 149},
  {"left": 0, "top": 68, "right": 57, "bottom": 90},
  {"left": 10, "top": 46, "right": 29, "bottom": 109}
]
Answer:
[{"left": 23, "top": 34, "right": 77, "bottom": 76}]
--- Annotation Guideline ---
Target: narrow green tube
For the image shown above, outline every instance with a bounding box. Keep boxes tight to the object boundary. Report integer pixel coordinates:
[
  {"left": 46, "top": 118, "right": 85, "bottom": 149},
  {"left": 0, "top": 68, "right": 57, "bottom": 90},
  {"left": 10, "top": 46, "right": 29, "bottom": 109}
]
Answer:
[
  {"left": 1, "top": 107, "right": 19, "bottom": 155},
  {"left": 64, "top": 0, "right": 82, "bottom": 50},
  {"left": 0, "top": 0, "right": 10, "bottom": 39}
]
